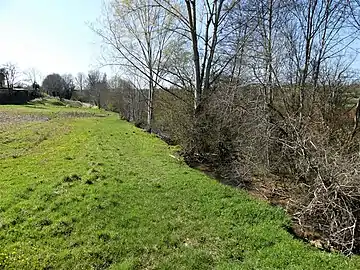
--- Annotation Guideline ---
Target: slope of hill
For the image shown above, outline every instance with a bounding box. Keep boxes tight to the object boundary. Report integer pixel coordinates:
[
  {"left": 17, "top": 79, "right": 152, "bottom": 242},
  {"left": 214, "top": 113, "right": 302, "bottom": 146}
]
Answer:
[{"left": 0, "top": 103, "right": 359, "bottom": 269}]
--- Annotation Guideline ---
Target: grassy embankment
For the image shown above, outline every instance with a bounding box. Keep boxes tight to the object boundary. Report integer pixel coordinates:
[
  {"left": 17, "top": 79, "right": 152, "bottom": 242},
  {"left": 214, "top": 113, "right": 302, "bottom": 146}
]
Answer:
[{"left": 0, "top": 102, "right": 360, "bottom": 269}]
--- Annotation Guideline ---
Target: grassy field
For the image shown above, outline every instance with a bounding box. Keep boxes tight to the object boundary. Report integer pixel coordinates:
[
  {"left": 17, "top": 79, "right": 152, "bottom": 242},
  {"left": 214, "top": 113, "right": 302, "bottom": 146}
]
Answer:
[{"left": 0, "top": 103, "right": 360, "bottom": 269}]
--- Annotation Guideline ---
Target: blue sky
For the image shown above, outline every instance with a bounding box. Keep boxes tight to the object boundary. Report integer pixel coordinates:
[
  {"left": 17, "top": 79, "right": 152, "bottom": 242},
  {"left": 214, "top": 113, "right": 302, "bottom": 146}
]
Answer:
[
  {"left": 1, "top": 0, "right": 360, "bottom": 84},
  {"left": 0, "top": 0, "right": 104, "bottom": 79}
]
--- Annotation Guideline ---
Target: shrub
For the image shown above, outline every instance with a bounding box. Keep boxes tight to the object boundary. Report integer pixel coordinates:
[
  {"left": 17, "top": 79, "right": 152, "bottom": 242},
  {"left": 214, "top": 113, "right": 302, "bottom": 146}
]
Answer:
[{"left": 151, "top": 82, "right": 360, "bottom": 254}]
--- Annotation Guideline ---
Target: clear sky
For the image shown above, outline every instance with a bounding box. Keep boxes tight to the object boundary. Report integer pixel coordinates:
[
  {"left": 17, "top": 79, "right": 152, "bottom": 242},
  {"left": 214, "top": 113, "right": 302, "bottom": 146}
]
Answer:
[{"left": 0, "top": 0, "right": 104, "bottom": 80}]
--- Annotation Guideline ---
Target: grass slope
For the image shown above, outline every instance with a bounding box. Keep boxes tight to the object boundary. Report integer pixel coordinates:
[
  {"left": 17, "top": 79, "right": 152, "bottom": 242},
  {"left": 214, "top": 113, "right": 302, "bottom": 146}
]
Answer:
[{"left": 0, "top": 104, "right": 359, "bottom": 269}]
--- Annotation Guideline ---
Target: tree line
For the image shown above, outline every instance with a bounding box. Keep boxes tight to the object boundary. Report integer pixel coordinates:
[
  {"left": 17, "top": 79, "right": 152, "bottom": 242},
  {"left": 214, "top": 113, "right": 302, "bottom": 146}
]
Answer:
[
  {"left": 90, "top": 0, "right": 360, "bottom": 254},
  {"left": 0, "top": 64, "right": 144, "bottom": 119},
  {"left": 40, "top": 71, "right": 145, "bottom": 119}
]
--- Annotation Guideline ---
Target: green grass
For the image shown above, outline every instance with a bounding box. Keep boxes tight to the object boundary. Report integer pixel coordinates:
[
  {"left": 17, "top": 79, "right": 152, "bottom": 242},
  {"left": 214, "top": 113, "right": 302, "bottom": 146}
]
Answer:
[{"left": 0, "top": 104, "right": 359, "bottom": 269}]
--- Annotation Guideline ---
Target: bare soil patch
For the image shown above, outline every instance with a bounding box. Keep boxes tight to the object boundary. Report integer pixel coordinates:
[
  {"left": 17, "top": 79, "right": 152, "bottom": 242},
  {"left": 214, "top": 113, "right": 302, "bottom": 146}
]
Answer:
[{"left": 0, "top": 112, "right": 49, "bottom": 126}]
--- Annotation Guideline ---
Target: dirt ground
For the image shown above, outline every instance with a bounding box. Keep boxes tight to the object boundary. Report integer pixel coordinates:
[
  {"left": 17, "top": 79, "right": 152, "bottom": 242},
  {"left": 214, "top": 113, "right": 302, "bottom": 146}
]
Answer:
[{"left": 0, "top": 112, "right": 50, "bottom": 130}]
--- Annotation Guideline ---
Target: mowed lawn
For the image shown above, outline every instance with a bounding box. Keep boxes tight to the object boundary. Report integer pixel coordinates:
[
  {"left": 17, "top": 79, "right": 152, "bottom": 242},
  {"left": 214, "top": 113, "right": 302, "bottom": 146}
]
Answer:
[{"left": 0, "top": 104, "right": 359, "bottom": 269}]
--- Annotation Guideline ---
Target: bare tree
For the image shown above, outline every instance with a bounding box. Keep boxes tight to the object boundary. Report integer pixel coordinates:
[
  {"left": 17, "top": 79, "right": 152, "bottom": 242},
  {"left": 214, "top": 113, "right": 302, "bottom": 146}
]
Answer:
[
  {"left": 75, "top": 72, "right": 86, "bottom": 92},
  {"left": 93, "top": 0, "right": 178, "bottom": 131},
  {"left": 155, "top": 0, "right": 237, "bottom": 111},
  {"left": 87, "top": 70, "right": 108, "bottom": 108},
  {"left": 1, "top": 62, "right": 20, "bottom": 89},
  {"left": 279, "top": 0, "right": 354, "bottom": 116},
  {"left": 24, "top": 67, "right": 42, "bottom": 86},
  {"left": 224, "top": 1, "right": 257, "bottom": 84},
  {"left": 347, "top": 0, "right": 360, "bottom": 30},
  {"left": 62, "top": 74, "right": 75, "bottom": 98}
]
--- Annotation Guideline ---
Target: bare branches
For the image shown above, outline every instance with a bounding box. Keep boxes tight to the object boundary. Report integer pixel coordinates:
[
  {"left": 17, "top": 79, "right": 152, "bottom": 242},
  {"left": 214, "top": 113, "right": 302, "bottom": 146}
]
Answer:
[
  {"left": 74, "top": 72, "right": 86, "bottom": 92},
  {"left": 23, "top": 67, "right": 42, "bottom": 86},
  {"left": 297, "top": 152, "right": 360, "bottom": 254},
  {"left": 1, "top": 62, "right": 21, "bottom": 88},
  {"left": 93, "top": 0, "right": 182, "bottom": 129}
]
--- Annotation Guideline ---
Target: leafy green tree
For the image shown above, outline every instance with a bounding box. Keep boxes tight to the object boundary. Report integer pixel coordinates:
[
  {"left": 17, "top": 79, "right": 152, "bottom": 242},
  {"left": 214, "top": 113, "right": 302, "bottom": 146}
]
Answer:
[{"left": 42, "top": 73, "right": 73, "bottom": 99}]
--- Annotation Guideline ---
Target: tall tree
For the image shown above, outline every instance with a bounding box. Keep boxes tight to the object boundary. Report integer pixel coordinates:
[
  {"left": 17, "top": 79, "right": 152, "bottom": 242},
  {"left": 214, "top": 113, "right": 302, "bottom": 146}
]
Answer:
[
  {"left": 282, "top": 0, "right": 353, "bottom": 115},
  {"left": 93, "top": 0, "right": 177, "bottom": 131},
  {"left": 75, "top": 72, "right": 86, "bottom": 92},
  {"left": 62, "top": 74, "right": 75, "bottom": 99},
  {"left": 155, "top": 0, "right": 237, "bottom": 111},
  {"left": 42, "top": 73, "right": 67, "bottom": 98},
  {"left": 87, "top": 70, "right": 108, "bottom": 108},
  {"left": 1, "top": 62, "right": 20, "bottom": 89}
]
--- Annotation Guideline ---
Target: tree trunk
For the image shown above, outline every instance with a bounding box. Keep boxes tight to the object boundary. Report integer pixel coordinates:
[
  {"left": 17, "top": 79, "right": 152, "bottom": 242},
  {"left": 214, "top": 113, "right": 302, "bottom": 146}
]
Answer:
[
  {"left": 185, "top": 0, "right": 202, "bottom": 111},
  {"left": 147, "top": 80, "right": 154, "bottom": 132}
]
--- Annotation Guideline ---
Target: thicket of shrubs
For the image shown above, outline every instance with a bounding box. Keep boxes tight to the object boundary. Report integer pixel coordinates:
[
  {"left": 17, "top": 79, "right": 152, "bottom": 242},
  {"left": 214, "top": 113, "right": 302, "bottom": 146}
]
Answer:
[{"left": 101, "top": 80, "right": 360, "bottom": 255}]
